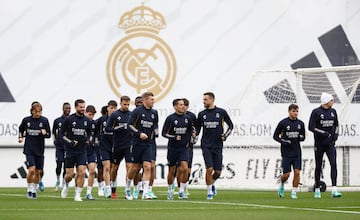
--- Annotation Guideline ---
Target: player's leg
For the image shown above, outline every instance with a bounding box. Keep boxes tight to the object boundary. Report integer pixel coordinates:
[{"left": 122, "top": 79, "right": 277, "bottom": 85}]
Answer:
[
  {"left": 74, "top": 164, "right": 86, "bottom": 202},
  {"left": 25, "top": 154, "right": 37, "bottom": 199},
  {"left": 278, "top": 157, "right": 291, "bottom": 198},
  {"left": 290, "top": 156, "right": 301, "bottom": 199},
  {"left": 167, "top": 165, "right": 176, "bottom": 200},
  {"left": 314, "top": 147, "right": 325, "bottom": 198},
  {"left": 101, "top": 149, "right": 111, "bottom": 198},
  {"left": 61, "top": 156, "right": 75, "bottom": 198},
  {"left": 167, "top": 148, "right": 177, "bottom": 200},
  {"left": 38, "top": 169, "right": 45, "bottom": 192},
  {"left": 148, "top": 144, "right": 157, "bottom": 199},
  {"left": 185, "top": 147, "right": 193, "bottom": 195},
  {"left": 142, "top": 160, "right": 152, "bottom": 199},
  {"left": 96, "top": 149, "right": 104, "bottom": 196},
  {"left": 326, "top": 145, "right": 341, "bottom": 197},
  {"left": 178, "top": 161, "right": 189, "bottom": 199},
  {"left": 211, "top": 148, "right": 223, "bottom": 197},
  {"left": 202, "top": 148, "right": 215, "bottom": 199},
  {"left": 86, "top": 151, "right": 97, "bottom": 200}
]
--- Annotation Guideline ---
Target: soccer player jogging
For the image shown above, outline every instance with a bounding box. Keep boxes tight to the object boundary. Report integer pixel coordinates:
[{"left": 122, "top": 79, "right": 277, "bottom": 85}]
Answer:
[
  {"left": 52, "top": 102, "right": 71, "bottom": 192},
  {"left": 309, "top": 92, "right": 342, "bottom": 198},
  {"left": 163, "top": 99, "right": 195, "bottom": 200},
  {"left": 84, "top": 105, "right": 98, "bottom": 200},
  {"left": 273, "top": 104, "right": 305, "bottom": 199},
  {"left": 97, "top": 100, "right": 117, "bottom": 198},
  {"left": 96, "top": 105, "right": 107, "bottom": 196},
  {"left": 196, "top": 92, "right": 233, "bottom": 200},
  {"left": 60, "top": 99, "right": 92, "bottom": 202},
  {"left": 105, "top": 96, "right": 132, "bottom": 199},
  {"left": 125, "top": 92, "right": 158, "bottom": 200},
  {"left": 18, "top": 102, "right": 51, "bottom": 199}
]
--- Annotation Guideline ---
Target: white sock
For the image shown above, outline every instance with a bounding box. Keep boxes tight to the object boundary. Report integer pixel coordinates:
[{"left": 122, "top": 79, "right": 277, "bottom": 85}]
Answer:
[
  {"left": 75, "top": 187, "right": 82, "bottom": 198},
  {"left": 332, "top": 186, "right": 337, "bottom": 192},
  {"left": 292, "top": 187, "right": 297, "bottom": 193},
  {"left": 143, "top": 181, "right": 149, "bottom": 194},
  {"left": 207, "top": 185, "right": 212, "bottom": 194},
  {"left": 87, "top": 186, "right": 92, "bottom": 195},
  {"left": 315, "top": 188, "right": 320, "bottom": 193},
  {"left": 27, "top": 183, "right": 31, "bottom": 192},
  {"left": 148, "top": 186, "right": 153, "bottom": 192},
  {"left": 168, "top": 184, "right": 173, "bottom": 192},
  {"left": 179, "top": 183, "right": 186, "bottom": 193}
]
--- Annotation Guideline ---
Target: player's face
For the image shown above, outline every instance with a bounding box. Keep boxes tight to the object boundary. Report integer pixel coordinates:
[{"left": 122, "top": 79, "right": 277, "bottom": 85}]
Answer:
[
  {"left": 288, "top": 108, "right": 298, "bottom": 119},
  {"left": 85, "top": 112, "right": 95, "bottom": 120},
  {"left": 203, "top": 95, "right": 214, "bottom": 109},
  {"left": 326, "top": 99, "right": 334, "bottom": 108},
  {"left": 107, "top": 105, "right": 117, "bottom": 115},
  {"left": 76, "top": 103, "right": 86, "bottom": 115},
  {"left": 31, "top": 107, "right": 42, "bottom": 119},
  {"left": 143, "top": 96, "right": 155, "bottom": 108},
  {"left": 63, "top": 104, "right": 71, "bottom": 116},
  {"left": 174, "top": 100, "right": 185, "bottom": 114},
  {"left": 121, "top": 100, "right": 130, "bottom": 111},
  {"left": 135, "top": 98, "right": 143, "bottom": 107}
]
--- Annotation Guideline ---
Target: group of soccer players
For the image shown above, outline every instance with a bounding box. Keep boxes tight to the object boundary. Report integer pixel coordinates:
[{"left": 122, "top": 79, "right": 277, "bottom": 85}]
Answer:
[
  {"left": 273, "top": 92, "right": 342, "bottom": 199},
  {"left": 18, "top": 91, "right": 234, "bottom": 201},
  {"left": 19, "top": 90, "right": 342, "bottom": 201}
]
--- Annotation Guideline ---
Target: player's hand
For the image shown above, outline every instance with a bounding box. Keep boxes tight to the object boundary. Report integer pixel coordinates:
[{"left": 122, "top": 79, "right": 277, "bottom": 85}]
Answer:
[
  {"left": 176, "top": 135, "right": 181, "bottom": 141},
  {"left": 18, "top": 137, "right": 23, "bottom": 143},
  {"left": 140, "top": 133, "right": 148, "bottom": 140},
  {"left": 281, "top": 139, "right": 291, "bottom": 145},
  {"left": 41, "top": 129, "right": 47, "bottom": 135},
  {"left": 190, "top": 136, "right": 198, "bottom": 144},
  {"left": 70, "top": 140, "right": 78, "bottom": 148},
  {"left": 221, "top": 134, "right": 227, "bottom": 141}
]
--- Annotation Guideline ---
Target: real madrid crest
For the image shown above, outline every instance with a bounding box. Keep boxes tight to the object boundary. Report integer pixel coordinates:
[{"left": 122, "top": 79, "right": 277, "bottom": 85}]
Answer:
[{"left": 107, "top": 3, "right": 177, "bottom": 103}]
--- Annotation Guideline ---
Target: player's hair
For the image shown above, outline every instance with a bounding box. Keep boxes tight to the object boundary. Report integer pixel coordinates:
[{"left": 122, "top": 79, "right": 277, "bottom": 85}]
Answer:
[
  {"left": 30, "top": 101, "right": 40, "bottom": 113},
  {"left": 86, "top": 105, "right": 96, "bottom": 113},
  {"left": 288, "top": 104, "right": 299, "bottom": 111},
  {"left": 135, "top": 96, "right": 142, "bottom": 100},
  {"left": 172, "top": 98, "right": 183, "bottom": 106},
  {"left": 182, "top": 98, "right": 189, "bottom": 106},
  {"left": 107, "top": 100, "right": 118, "bottom": 107},
  {"left": 30, "top": 102, "right": 42, "bottom": 115},
  {"left": 63, "top": 102, "right": 70, "bottom": 107},
  {"left": 121, "top": 96, "right": 130, "bottom": 102},
  {"left": 101, "top": 105, "right": 108, "bottom": 115},
  {"left": 75, "top": 99, "right": 85, "bottom": 107},
  {"left": 203, "top": 92, "right": 215, "bottom": 99},
  {"left": 141, "top": 91, "right": 154, "bottom": 99}
]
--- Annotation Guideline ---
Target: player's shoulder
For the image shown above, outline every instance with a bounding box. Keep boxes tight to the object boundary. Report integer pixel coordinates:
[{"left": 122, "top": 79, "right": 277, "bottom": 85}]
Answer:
[{"left": 40, "top": 115, "right": 49, "bottom": 122}]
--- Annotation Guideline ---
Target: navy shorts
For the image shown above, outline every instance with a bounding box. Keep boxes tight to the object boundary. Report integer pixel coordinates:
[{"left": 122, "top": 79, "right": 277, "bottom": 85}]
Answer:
[
  {"left": 87, "top": 148, "right": 98, "bottom": 164},
  {"left": 100, "top": 148, "right": 112, "bottom": 161},
  {"left": 202, "top": 147, "right": 223, "bottom": 171},
  {"left": 151, "top": 143, "right": 157, "bottom": 161},
  {"left": 187, "top": 147, "right": 193, "bottom": 168},
  {"left": 281, "top": 156, "right": 302, "bottom": 173},
  {"left": 65, "top": 151, "right": 87, "bottom": 168},
  {"left": 167, "top": 147, "right": 189, "bottom": 167},
  {"left": 55, "top": 148, "right": 65, "bottom": 162},
  {"left": 96, "top": 148, "right": 103, "bottom": 169},
  {"left": 130, "top": 144, "right": 152, "bottom": 163},
  {"left": 112, "top": 147, "right": 131, "bottom": 164},
  {"left": 25, "top": 154, "right": 44, "bottom": 170}
]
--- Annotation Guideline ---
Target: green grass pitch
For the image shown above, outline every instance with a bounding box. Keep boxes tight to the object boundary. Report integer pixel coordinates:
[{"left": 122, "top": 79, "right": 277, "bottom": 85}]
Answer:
[{"left": 0, "top": 188, "right": 359, "bottom": 220}]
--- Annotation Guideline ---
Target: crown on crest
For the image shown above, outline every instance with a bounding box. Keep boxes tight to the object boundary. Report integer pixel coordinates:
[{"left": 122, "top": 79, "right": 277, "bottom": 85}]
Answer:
[{"left": 119, "top": 3, "right": 166, "bottom": 34}]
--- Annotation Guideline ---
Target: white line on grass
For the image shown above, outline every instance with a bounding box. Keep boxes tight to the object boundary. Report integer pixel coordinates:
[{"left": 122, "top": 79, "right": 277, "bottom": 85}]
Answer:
[{"left": 1, "top": 193, "right": 359, "bottom": 215}]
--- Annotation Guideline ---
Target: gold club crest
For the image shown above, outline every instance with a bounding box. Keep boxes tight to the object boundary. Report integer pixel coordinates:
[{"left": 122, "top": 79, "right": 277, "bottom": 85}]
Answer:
[{"left": 107, "top": 4, "right": 177, "bottom": 102}]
